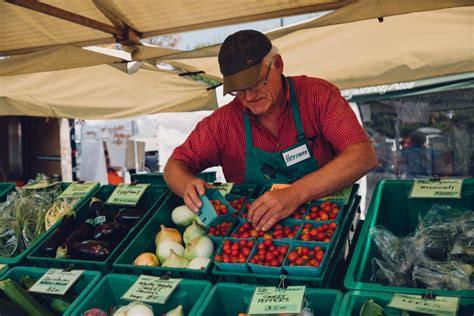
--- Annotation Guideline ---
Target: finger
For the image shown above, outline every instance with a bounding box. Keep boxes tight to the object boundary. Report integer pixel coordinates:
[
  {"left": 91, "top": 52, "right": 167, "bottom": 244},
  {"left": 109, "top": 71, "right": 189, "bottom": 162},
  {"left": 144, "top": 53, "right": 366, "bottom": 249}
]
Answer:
[
  {"left": 247, "top": 197, "right": 265, "bottom": 222},
  {"left": 187, "top": 186, "right": 203, "bottom": 211},
  {"left": 183, "top": 194, "right": 200, "bottom": 213},
  {"left": 259, "top": 213, "right": 281, "bottom": 232},
  {"left": 195, "top": 181, "right": 207, "bottom": 196},
  {"left": 251, "top": 203, "right": 271, "bottom": 229}
]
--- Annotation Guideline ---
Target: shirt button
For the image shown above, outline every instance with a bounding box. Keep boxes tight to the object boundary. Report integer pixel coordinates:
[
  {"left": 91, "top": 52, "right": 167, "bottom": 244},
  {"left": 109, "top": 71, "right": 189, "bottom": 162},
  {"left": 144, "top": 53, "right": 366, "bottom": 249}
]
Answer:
[{"left": 277, "top": 144, "right": 281, "bottom": 147}]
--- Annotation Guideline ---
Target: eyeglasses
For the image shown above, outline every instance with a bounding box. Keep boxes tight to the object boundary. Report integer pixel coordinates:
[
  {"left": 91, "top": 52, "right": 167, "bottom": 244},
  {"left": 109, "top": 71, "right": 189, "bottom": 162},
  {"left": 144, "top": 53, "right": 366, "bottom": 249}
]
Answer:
[{"left": 229, "top": 60, "right": 273, "bottom": 97}]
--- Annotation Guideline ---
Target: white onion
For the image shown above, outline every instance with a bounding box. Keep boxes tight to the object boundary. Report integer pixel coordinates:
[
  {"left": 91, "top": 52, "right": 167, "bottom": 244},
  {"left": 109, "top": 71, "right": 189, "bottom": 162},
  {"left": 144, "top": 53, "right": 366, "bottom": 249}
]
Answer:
[
  {"left": 162, "top": 250, "right": 189, "bottom": 268},
  {"left": 156, "top": 241, "right": 184, "bottom": 263},
  {"left": 187, "top": 257, "right": 211, "bottom": 270},
  {"left": 184, "top": 236, "right": 214, "bottom": 261},
  {"left": 165, "top": 305, "right": 184, "bottom": 316},
  {"left": 171, "top": 204, "right": 196, "bottom": 227},
  {"left": 183, "top": 220, "right": 207, "bottom": 244}
]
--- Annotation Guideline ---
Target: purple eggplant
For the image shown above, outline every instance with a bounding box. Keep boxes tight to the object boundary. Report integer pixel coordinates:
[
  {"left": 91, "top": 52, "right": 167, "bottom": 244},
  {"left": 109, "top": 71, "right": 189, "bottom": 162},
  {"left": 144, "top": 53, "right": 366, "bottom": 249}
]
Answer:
[
  {"left": 71, "top": 240, "right": 110, "bottom": 261},
  {"left": 89, "top": 197, "right": 109, "bottom": 225},
  {"left": 42, "top": 212, "right": 76, "bottom": 257},
  {"left": 56, "top": 219, "right": 95, "bottom": 259},
  {"left": 92, "top": 222, "right": 128, "bottom": 246},
  {"left": 113, "top": 209, "right": 146, "bottom": 228}
]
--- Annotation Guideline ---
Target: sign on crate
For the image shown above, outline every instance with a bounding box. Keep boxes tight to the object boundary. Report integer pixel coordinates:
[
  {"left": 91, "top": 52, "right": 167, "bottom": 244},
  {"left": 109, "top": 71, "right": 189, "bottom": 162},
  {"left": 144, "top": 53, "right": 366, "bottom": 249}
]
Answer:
[
  {"left": 248, "top": 286, "right": 305, "bottom": 315},
  {"left": 121, "top": 275, "right": 182, "bottom": 304},
  {"left": 28, "top": 269, "right": 85, "bottom": 295},
  {"left": 107, "top": 183, "right": 150, "bottom": 205}
]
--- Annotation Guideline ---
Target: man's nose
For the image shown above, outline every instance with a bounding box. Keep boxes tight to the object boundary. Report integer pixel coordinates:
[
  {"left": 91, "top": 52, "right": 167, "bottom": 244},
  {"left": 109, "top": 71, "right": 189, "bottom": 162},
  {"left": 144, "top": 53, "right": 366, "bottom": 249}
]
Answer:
[{"left": 243, "top": 89, "right": 258, "bottom": 101}]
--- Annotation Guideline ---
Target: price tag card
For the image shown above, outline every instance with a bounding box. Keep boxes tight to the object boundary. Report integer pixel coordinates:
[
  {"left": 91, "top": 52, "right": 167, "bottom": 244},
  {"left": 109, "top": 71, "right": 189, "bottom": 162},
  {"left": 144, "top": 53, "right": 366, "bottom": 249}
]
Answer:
[
  {"left": 58, "top": 182, "right": 98, "bottom": 199},
  {"left": 216, "top": 183, "right": 234, "bottom": 196},
  {"left": 269, "top": 184, "right": 290, "bottom": 192},
  {"left": 23, "top": 180, "right": 60, "bottom": 190},
  {"left": 28, "top": 269, "right": 85, "bottom": 295},
  {"left": 106, "top": 183, "right": 150, "bottom": 206},
  {"left": 248, "top": 286, "right": 305, "bottom": 315},
  {"left": 388, "top": 294, "right": 459, "bottom": 316},
  {"left": 319, "top": 186, "right": 353, "bottom": 204},
  {"left": 121, "top": 275, "right": 182, "bottom": 305},
  {"left": 410, "top": 179, "right": 463, "bottom": 199}
]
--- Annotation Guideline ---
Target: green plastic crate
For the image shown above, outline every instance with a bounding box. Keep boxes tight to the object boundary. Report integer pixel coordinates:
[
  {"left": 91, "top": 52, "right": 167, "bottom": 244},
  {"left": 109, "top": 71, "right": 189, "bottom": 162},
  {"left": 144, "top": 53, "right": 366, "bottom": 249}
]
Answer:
[
  {"left": 27, "top": 184, "right": 168, "bottom": 272},
  {"left": 196, "top": 282, "right": 343, "bottom": 316},
  {"left": 229, "top": 183, "right": 258, "bottom": 198},
  {"left": 113, "top": 193, "right": 221, "bottom": 280},
  {"left": 132, "top": 171, "right": 216, "bottom": 185},
  {"left": 0, "top": 182, "right": 15, "bottom": 201},
  {"left": 0, "top": 182, "right": 100, "bottom": 266},
  {"left": 71, "top": 273, "right": 212, "bottom": 316},
  {"left": 212, "top": 194, "right": 362, "bottom": 287},
  {"left": 345, "top": 179, "right": 474, "bottom": 298},
  {"left": 0, "top": 266, "right": 101, "bottom": 316},
  {"left": 339, "top": 290, "right": 474, "bottom": 315}
]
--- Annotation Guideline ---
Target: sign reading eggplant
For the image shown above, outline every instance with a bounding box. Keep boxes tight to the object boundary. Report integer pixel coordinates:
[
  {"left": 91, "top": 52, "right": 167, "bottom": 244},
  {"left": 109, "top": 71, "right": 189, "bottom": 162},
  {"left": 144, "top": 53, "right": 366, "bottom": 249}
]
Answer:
[
  {"left": 58, "top": 182, "right": 98, "bottom": 199},
  {"left": 248, "top": 286, "right": 305, "bottom": 314},
  {"left": 28, "top": 269, "right": 85, "bottom": 295},
  {"left": 121, "top": 275, "right": 182, "bottom": 304},
  {"left": 106, "top": 183, "right": 150, "bottom": 206}
]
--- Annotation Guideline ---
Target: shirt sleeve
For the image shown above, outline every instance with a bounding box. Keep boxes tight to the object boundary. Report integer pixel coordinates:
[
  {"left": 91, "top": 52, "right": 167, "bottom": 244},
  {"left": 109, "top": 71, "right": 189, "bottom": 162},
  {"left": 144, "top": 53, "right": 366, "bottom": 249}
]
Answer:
[
  {"left": 317, "top": 82, "right": 369, "bottom": 153},
  {"left": 170, "top": 114, "right": 222, "bottom": 174}
]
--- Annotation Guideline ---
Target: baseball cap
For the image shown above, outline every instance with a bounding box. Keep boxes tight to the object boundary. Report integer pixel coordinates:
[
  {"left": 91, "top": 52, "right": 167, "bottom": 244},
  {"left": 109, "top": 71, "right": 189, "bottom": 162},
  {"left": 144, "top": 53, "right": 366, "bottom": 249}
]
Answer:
[{"left": 218, "top": 30, "right": 272, "bottom": 95}]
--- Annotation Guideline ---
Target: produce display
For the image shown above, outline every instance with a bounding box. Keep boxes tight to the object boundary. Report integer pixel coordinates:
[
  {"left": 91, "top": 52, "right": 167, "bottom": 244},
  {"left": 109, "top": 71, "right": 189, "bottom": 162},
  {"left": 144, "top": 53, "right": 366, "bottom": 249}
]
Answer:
[
  {"left": 132, "top": 205, "right": 215, "bottom": 270},
  {"left": 207, "top": 221, "right": 234, "bottom": 237},
  {"left": 231, "top": 220, "right": 301, "bottom": 239},
  {"left": 299, "top": 222, "right": 337, "bottom": 242},
  {"left": 212, "top": 190, "right": 345, "bottom": 277},
  {"left": 0, "top": 182, "right": 66, "bottom": 259},
  {"left": 370, "top": 204, "right": 474, "bottom": 290},
  {"left": 304, "top": 201, "right": 341, "bottom": 221},
  {"left": 41, "top": 198, "right": 145, "bottom": 261}
]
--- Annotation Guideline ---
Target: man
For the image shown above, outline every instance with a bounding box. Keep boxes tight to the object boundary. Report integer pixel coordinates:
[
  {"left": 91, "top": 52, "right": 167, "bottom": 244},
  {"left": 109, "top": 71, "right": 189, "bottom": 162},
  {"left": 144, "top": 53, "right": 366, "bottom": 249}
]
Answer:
[{"left": 164, "top": 30, "right": 378, "bottom": 231}]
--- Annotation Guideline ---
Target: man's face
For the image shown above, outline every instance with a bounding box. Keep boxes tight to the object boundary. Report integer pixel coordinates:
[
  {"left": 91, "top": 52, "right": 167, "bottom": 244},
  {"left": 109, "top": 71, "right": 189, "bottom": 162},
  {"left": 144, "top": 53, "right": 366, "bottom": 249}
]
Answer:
[{"left": 237, "top": 56, "right": 283, "bottom": 116}]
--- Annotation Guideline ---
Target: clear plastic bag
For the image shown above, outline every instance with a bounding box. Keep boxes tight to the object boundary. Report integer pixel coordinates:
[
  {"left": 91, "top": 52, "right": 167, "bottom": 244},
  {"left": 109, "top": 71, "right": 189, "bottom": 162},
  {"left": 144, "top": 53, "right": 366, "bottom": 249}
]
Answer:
[
  {"left": 370, "top": 204, "right": 474, "bottom": 290},
  {"left": 412, "top": 259, "right": 472, "bottom": 290},
  {"left": 369, "top": 226, "right": 414, "bottom": 287}
]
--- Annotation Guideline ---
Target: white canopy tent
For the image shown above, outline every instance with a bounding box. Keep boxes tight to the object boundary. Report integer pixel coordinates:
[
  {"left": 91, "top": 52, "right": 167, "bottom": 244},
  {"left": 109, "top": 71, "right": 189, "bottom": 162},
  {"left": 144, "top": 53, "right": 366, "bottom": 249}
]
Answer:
[{"left": 157, "top": 6, "right": 474, "bottom": 91}]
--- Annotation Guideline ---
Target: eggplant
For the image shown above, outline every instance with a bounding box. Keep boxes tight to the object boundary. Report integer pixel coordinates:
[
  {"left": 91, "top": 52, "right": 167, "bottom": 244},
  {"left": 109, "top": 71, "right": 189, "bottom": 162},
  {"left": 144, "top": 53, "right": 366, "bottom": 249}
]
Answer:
[
  {"left": 71, "top": 240, "right": 111, "bottom": 261},
  {"left": 92, "top": 222, "right": 128, "bottom": 246},
  {"left": 89, "top": 197, "right": 109, "bottom": 225},
  {"left": 55, "top": 219, "right": 95, "bottom": 259},
  {"left": 113, "top": 209, "right": 146, "bottom": 228},
  {"left": 42, "top": 212, "right": 76, "bottom": 257}
]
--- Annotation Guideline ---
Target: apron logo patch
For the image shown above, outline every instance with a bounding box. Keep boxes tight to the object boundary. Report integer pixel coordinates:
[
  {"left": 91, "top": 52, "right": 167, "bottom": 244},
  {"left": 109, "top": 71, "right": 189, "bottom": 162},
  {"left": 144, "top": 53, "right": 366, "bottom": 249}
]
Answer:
[{"left": 283, "top": 144, "right": 310, "bottom": 167}]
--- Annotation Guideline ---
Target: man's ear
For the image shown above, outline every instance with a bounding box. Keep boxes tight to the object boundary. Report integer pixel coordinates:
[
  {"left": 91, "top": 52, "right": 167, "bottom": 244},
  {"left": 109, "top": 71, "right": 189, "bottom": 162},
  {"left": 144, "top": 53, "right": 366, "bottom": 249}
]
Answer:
[{"left": 273, "top": 54, "right": 284, "bottom": 74}]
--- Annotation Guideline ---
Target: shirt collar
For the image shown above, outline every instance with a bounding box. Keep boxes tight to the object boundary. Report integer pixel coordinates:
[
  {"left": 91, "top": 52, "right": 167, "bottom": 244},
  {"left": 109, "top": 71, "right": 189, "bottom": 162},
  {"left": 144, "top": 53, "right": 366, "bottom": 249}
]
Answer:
[{"left": 240, "top": 75, "right": 291, "bottom": 123}]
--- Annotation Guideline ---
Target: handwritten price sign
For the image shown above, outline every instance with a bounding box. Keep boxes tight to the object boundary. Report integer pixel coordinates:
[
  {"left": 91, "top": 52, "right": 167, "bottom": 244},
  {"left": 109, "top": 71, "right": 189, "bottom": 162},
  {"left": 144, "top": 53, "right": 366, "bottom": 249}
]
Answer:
[
  {"left": 106, "top": 183, "right": 150, "bottom": 206},
  {"left": 248, "top": 286, "right": 305, "bottom": 315},
  {"left": 121, "top": 275, "right": 182, "bottom": 304}
]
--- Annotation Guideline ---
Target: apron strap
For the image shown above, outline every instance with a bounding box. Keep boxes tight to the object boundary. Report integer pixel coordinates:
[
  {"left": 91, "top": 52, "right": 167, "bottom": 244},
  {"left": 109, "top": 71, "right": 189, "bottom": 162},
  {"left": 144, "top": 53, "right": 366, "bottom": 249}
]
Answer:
[
  {"left": 288, "top": 79, "right": 307, "bottom": 143},
  {"left": 244, "top": 112, "right": 254, "bottom": 154}
]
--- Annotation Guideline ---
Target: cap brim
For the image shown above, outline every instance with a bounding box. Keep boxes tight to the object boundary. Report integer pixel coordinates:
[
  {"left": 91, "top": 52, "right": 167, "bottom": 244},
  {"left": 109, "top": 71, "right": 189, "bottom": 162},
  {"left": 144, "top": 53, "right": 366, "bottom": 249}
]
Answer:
[{"left": 223, "top": 62, "right": 262, "bottom": 95}]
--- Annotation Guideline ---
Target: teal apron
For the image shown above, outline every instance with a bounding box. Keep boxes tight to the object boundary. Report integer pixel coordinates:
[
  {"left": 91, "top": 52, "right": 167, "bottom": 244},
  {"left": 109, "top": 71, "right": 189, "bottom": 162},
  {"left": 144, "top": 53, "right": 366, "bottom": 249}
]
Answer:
[{"left": 244, "top": 79, "right": 320, "bottom": 187}]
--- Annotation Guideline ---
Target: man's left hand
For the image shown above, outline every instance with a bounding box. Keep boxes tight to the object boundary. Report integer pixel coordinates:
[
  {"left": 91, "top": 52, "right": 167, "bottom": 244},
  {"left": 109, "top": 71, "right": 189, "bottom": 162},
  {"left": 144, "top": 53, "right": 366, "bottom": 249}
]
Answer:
[{"left": 247, "top": 187, "right": 301, "bottom": 231}]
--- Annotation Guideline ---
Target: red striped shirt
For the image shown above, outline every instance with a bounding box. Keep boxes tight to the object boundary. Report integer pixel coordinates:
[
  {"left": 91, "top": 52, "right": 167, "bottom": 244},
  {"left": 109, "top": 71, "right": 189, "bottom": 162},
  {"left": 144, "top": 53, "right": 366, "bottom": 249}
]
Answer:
[{"left": 171, "top": 75, "right": 369, "bottom": 183}]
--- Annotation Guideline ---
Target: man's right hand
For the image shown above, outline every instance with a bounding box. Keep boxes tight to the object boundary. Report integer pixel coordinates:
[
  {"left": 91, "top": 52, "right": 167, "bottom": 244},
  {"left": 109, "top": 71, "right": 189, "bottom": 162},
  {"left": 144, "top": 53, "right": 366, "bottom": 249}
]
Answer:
[{"left": 183, "top": 178, "right": 208, "bottom": 213}]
